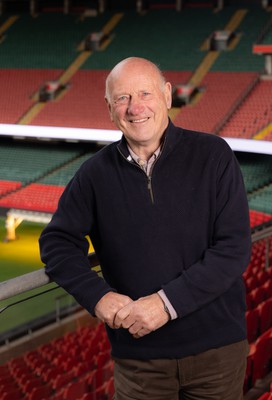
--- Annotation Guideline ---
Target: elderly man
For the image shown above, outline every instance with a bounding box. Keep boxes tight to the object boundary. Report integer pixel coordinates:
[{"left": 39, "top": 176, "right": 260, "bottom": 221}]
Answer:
[{"left": 40, "top": 57, "right": 251, "bottom": 400}]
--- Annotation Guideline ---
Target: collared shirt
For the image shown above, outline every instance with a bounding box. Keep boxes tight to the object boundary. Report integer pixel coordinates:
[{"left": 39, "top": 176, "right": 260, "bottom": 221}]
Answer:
[
  {"left": 127, "top": 144, "right": 178, "bottom": 321},
  {"left": 127, "top": 145, "right": 161, "bottom": 177}
]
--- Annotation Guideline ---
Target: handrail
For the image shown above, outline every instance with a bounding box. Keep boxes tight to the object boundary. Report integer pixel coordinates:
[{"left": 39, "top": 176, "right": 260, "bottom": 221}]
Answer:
[
  {"left": 0, "top": 252, "right": 99, "bottom": 302},
  {"left": 251, "top": 224, "right": 272, "bottom": 243},
  {"left": 0, "top": 227, "right": 271, "bottom": 304}
]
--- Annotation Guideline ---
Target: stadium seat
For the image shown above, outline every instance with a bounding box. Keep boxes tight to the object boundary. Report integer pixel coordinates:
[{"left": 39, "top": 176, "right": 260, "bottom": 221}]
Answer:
[
  {"left": 60, "top": 380, "right": 88, "bottom": 400},
  {"left": 263, "top": 279, "right": 272, "bottom": 298},
  {"left": 257, "top": 392, "right": 272, "bottom": 400},
  {"left": 250, "top": 286, "right": 267, "bottom": 308},
  {"left": 257, "top": 298, "right": 272, "bottom": 334},
  {"left": 94, "top": 376, "right": 115, "bottom": 400},
  {"left": 26, "top": 384, "right": 52, "bottom": 400},
  {"left": 246, "top": 308, "right": 260, "bottom": 343},
  {"left": 78, "top": 393, "right": 95, "bottom": 400},
  {"left": 51, "top": 371, "right": 74, "bottom": 391},
  {"left": 245, "top": 275, "right": 259, "bottom": 293},
  {"left": 250, "top": 328, "right": 272, "bottom": 385},
  {"left": 21, "top": 377, "right": 44, "bottom": 394},
  {"left": 0, "top": 388, "right": 23, "bottom": 400},
  {"left": 0, "top": 376, "right": 14, "bottom": 386},
  {"left": 72, "top": 361, "right": 91, "bottom": 378}
]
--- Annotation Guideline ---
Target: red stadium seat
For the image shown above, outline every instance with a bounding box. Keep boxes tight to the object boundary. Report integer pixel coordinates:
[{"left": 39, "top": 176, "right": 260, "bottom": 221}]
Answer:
[
  {"left": 0, "top": 388, "right": 23, "bottom": 400},
  {"left": 61, "top": 380, "right": 88, "bottom": 400},
  {"left": 250, "top": 328, "right": 272, "bottom": 385},
  {"left": 78, "top": 393, "right": 95, "bottom": 400},
  {"left": 246, "top": 308, "right": 260, "bottom": 343},
  {"left": 51, "top": 371, "right": 74, "bottom": 391},
  {"left": 257, "top": 298, "right": 272, "bottom": 334},
  {"left": 26, "top": 384, "right": 52, "bottom": 400},
  {"left": 250, "top": 286, "right": 267, "bottom": 308},
  {"left": 257, "top": 392, "right": 272, "bottom": 400}
]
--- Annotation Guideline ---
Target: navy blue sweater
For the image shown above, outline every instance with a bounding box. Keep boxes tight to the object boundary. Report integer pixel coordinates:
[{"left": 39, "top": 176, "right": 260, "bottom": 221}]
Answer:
[{"left": 39, "top": 121, "right": 252, "bottom": 359}]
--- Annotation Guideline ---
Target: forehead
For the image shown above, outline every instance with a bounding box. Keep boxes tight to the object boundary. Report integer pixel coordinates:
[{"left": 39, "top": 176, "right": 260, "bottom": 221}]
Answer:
[{"left": 109, "top": 63, "right": 161, "bottom": 94}]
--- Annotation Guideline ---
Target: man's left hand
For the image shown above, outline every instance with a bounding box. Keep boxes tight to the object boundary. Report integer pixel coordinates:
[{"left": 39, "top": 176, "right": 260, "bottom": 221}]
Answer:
[{"left": 113, "top": 293, "right": 170, "bottom": 339}]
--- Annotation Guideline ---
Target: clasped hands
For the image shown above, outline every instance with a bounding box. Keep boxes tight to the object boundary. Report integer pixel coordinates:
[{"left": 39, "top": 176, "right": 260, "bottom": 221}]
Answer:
[{"left": 94, "top": 292, "right": 170, "bottom": 339}]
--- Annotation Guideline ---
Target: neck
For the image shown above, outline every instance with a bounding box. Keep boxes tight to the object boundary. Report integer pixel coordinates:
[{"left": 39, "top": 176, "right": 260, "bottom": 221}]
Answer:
[{"left": 126, "top": 139, "right": 162, "bottom": 161}]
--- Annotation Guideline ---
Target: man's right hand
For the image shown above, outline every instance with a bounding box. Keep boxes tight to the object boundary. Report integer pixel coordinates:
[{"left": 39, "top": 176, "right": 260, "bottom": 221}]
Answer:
[{"left": 94, "top": 292, "right": 133, "bottom": 328}]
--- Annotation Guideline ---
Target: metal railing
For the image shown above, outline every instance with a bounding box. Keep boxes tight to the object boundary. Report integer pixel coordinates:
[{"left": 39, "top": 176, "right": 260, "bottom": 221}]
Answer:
[
  {"left": 0, "top": 252, "right": 99, "bottom": 305},
  {"left": 0, "top": 227, "right": 271, "bottom": 342},
  {"left": 1, "top": 227, "right": 272, "bottom": 304}
]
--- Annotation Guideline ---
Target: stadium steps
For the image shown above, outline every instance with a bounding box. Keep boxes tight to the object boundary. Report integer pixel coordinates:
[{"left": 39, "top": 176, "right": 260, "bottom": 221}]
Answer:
[
  {"left": 254, "top": 123, "right": 272, "bottom": 142},
  {"left": 29, "top": 70, "right": 114, "bottom": 129},
  {"left": 173, "top": 71, "right": 257, "bottom": 133},
  {"left": 15, "top": 12, "right": 124, "bottom": 126},
  {"left": 211, "top": 6, "right": 269, "bottom": 73}
]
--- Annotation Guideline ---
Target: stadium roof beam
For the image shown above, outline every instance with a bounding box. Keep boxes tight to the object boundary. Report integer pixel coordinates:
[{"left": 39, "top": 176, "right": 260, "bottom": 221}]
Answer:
[{"left": 0, "top": 124, "right": 272, "bottom": 155}]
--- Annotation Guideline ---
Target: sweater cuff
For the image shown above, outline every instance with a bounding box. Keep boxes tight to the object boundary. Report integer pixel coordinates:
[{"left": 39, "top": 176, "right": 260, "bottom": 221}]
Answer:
[{"left": 157, "top": 289, "right": 178, "bottom": 320}]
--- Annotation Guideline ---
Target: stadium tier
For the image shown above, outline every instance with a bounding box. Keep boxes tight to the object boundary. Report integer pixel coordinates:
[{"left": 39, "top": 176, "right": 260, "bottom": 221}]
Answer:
[
  {"left": 0, "top": 5, "right": 271, "bottom": 134},
  {"left": 0, "top": 322, "right": 114, "bottom": 400}
]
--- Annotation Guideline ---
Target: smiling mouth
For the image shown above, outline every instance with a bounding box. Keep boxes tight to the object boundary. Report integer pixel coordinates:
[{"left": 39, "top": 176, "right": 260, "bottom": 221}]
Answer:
[{"left": 129, "top": 117, "right": 149, "bottom": 123}]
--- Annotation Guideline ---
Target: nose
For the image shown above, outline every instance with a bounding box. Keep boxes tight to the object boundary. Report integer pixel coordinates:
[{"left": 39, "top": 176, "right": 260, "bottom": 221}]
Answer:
[{"left": 127, "top": 96, "right": 145, "bottom": 115}]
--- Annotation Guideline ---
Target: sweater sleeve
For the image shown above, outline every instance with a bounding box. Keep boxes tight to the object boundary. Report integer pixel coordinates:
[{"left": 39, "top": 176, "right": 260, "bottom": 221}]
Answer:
[
  {"left": 161, "top": 146, "right": 252, "bottom": 318},
  {"left": 39, "top": 172, "right": 114, "bottom": 316}
]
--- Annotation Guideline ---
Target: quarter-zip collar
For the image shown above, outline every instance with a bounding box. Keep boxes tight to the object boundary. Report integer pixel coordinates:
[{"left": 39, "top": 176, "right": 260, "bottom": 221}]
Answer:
[{"left": 116, "top": 118, "right": 183, "bottom": 162}]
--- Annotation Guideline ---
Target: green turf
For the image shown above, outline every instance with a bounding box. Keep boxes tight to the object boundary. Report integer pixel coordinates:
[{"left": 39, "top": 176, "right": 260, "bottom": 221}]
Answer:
[{"left": 0, "top": 217, "right": 77, "bottom": 335}]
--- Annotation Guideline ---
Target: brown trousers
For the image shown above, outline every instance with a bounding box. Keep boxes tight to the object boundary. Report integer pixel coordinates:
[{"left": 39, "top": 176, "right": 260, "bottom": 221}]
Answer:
[{"left": 113, "top": 340, "right": 249, "bottom": 400}]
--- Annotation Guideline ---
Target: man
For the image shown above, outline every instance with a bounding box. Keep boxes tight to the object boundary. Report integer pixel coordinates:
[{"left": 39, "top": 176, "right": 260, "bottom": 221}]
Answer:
[{"left": 39, "top": 57, "right": 251, "bottom": 400}]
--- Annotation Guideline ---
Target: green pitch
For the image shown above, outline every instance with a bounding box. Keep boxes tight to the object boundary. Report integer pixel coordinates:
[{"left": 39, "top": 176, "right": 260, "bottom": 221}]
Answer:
[{"left": 0, "top": 217, "right": 75, "bottom": 336}]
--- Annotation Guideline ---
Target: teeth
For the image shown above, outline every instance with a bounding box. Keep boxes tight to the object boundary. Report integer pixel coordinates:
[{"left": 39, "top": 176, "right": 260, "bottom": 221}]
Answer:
[{"left": 131, "top": 118, "right": 148, "bottom": 123}]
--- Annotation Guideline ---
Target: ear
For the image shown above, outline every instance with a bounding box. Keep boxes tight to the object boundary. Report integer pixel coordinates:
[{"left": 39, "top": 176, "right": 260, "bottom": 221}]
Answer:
[
  {"left": 105, "top": 97, "right": 114, "bottom": 121},
  {"left": 164, "top": 82, "right": 172, "bottom": 110}
]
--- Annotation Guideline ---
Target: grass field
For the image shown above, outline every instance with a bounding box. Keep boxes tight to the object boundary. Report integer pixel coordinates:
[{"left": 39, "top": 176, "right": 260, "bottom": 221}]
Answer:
[
  {"left": 0, "top": 217, "right": 44, "bottom": 280},
  {"left": 0, "top": 216, "right": 77, "bottom": 335}
]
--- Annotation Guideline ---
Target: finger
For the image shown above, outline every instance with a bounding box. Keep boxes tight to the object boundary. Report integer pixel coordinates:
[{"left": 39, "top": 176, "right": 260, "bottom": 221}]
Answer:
[
  {"left": 128, "top": 321, "right": 142, "bottom": 335},
  {"left": 133, "top": 327, "right": 151, "bottom": 339},
  {"left": 113, "top": 304, "right": 133, "bottom": 328}
]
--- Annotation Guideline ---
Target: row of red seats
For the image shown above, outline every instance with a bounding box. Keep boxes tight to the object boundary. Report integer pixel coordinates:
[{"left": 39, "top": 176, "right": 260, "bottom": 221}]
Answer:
[
  {"left": 219, "top": 80, "right": 272, "bottom": 139},
  {"left": 257, "top": 385, "right": 272, "bottom": 400},
  {"left": 244, "top": 227, "right": 272, "bottom": 394},
  {"left": 0, "top": 183, "right": 65, "bottom": 213},
  {"left": 0, "top": 184, "right": 270, "bottom": 224},
  {"left": 249, "top": 210, "right": 272, "bottom": 229},
  {"left": 245, "top": 328, "right": 272, "bottom": 393},
  {"left": 0, "top": 323, "right": 114, "bottom": 400},
  {"left": 0, "top": 180, "right": 22, "bottom": 197}
]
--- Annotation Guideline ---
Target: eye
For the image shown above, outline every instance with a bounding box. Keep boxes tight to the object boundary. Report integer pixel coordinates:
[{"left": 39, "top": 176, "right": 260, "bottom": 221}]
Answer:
[
  {"left": 114, "top": 95, "right": 130, "bottom": 105},
  {"left": 141, "top": 91, "right": 151, "bottom": 99}
]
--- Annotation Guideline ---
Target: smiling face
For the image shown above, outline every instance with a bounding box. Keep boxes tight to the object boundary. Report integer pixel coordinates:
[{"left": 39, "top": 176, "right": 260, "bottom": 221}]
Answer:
[{"left": 105, "top": 58, "right": 172, "bottom": 154}]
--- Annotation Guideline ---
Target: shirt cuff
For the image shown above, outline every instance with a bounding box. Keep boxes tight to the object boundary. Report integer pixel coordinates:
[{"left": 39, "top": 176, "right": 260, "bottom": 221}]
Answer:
[{"left": 157, "top": 289, "right": 178, "bottom": 320}]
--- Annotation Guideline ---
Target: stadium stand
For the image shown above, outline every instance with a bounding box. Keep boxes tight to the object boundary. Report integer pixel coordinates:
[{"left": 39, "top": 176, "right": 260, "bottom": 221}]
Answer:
[
  {"left": 0, "top": 2, "right": 272, "bottom": 399},
  {"left": 0, "top": 322, "right": 114, "bottom": 400},
  {"left": 219, "top": 80, "right": 272, "bottom": 139}
]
